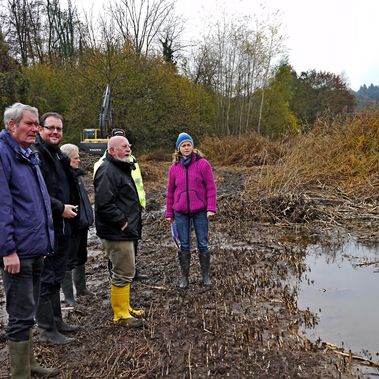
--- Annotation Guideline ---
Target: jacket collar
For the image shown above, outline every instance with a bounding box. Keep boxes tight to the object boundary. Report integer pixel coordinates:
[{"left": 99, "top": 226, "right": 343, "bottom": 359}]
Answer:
[
  {"left": 34, "top": 134, "right": 70, "bottom": 165},
  {"left": 0, "top": 130, "right": 40, "bottom": 165}
]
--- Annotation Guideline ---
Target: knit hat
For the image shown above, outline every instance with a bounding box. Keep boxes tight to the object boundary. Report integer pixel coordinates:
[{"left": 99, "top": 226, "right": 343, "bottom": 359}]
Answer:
[{"left": 176, "top": 132, "right": 194, "bottom": 149}]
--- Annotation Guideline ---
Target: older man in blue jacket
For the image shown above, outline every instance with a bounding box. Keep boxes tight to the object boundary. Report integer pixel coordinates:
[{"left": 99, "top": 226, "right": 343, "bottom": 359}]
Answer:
[{"left": 0, "top": 103, "right": 56, "bottom": 378}]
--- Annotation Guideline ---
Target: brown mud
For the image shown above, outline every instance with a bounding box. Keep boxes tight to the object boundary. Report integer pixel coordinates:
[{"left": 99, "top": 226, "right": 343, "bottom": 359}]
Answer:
[{"left": 0, "top": 152, "right": 376, "bottom": 378}]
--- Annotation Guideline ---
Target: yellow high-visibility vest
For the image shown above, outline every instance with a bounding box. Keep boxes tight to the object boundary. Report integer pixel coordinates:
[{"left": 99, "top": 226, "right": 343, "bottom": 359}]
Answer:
[
  {"left": 131, "top": 159, "right": 146, "bottom": 209},
  {"left": 93, "top": 152, "right": 146, "bottom": 208}
]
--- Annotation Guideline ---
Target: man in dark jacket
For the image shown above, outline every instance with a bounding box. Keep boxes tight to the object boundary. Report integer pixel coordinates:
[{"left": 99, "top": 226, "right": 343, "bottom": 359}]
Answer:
[
  {"left": 33, "top": 112, "right": 80, "bottom": 344},
  {"left": 0, "top": 103, "right": 57, "bottom": 377},
  {"left": 94, "top": 135, "right": 145, "bottom": 328}
]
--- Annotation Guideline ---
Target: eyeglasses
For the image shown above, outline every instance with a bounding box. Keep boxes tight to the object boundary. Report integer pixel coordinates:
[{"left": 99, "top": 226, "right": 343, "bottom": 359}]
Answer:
[{"left": 42, "top": 125, "right": 63, "bottom": 132}]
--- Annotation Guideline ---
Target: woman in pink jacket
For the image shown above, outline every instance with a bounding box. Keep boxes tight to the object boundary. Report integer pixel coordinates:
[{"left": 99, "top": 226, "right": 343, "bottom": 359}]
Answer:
[{"left": 165, "top": 132, "right": 217, "bottom": 289}]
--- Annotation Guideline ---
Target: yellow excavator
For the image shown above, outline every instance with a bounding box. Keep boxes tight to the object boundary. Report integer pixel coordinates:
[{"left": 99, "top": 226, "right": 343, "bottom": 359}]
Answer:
[{"left": 79, "top": 85, "right": 112, "bottom": 155}]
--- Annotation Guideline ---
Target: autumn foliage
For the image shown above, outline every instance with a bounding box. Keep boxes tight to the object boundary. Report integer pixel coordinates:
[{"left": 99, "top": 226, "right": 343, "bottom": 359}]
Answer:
[{"left": 204, "top": 109, "right": 379, "bottom": 200}]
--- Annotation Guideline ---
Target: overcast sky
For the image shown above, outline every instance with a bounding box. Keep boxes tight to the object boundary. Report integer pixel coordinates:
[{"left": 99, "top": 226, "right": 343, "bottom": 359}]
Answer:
[{"left": 77, "top": 0, "right": 378, "bottom": 91}]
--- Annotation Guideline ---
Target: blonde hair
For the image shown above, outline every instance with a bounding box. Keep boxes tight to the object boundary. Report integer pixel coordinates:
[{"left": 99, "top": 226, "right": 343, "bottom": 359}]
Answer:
[{"left": 172, "top": 148, "right": 204, "bottom": 163}]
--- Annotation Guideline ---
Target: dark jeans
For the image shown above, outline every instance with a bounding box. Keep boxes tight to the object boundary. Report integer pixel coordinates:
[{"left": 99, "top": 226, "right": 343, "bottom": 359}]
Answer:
[
  {"left": 1, "top": 257, "right": 43, "bottom": 341},
  {"left": 174, "top": 211, "right": 209, "bottom": 253},
  {"left": 67, "top": 228, "right": 89, "bottom": 270},
  {"left": 40, "top": 236, "right": 69, "bottom": 300}
]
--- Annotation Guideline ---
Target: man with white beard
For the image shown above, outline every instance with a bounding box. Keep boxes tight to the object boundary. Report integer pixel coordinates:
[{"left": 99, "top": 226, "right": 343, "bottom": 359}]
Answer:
[{"left": 94, "top": 136, "right": 146, "bottom": 328}]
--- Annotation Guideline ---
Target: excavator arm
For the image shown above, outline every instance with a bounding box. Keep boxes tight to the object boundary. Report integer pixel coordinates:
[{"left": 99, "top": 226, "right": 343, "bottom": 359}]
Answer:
[
  {"left": 99, "top": 84, "right": 112, "bottom": 138},
  {"left": 79, "top": 84, "right": 112, "bottom": 155}
]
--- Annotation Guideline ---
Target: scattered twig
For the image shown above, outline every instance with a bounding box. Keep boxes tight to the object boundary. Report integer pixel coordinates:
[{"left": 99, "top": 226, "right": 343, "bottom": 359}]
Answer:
[
  {"left": 356, "top": 260, "right": 379, "bottom": 267},
  {"left": 323, "top": 342, "right": 379, "bottom": 367}
]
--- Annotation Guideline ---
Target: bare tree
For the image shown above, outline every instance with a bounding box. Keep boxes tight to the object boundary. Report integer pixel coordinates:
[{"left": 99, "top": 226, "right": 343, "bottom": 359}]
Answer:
[
  {"left": 3, "top": 0, "right": 82, "bottom": 65},
  {"left": 6, "top": 0, "right": 31, "bottom": 65},
  {"left": 109, "top": 0, "right": 176, "bottom": 57},
  {"left": 256, "top": 21, "right": 284, "bottom": 134},
  {"left": 181, "top": 43, "right": 219, "bottom": 87},
  {"left": 158, "top": 14, "right": 184, "bottom": 64},
  {"left": 184, "top": 13, "right": 285, "bottom": 136},
  {"left": 46, "top": 0, "right": 78, "bottom": 61}
]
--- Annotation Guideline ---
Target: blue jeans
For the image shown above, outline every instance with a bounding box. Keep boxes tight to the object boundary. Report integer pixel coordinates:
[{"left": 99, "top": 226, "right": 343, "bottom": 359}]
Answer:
[
  {"left": 175, "top": 211, "right": 209, "bottom": 254},
  {"left": 1, "top": 257, "right": 43, "bottom": 341}
]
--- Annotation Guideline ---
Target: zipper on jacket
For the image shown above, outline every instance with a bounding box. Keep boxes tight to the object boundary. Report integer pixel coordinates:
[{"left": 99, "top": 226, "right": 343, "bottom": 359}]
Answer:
[{"left": 185, "top": 165, "right": 191, "bottom": 214}]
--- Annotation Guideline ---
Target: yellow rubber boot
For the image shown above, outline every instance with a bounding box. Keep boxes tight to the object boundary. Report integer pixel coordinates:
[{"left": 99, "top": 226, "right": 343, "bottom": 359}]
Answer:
[
  {"left": 129, "top": 306, "right": 145, "bottom": 318},
  {"left": 111, "top": 283, "right": 145, "bottom": 318},
  {"left": 110, "top": 284, "right": 144, "bottom": 328},
  {"left": 125, "top": 282, "right": 145, "bottom": 317}
]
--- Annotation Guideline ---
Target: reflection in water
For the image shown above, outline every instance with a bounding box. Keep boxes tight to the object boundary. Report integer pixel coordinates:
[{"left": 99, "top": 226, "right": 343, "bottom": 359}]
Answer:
[{"left": 297, "top": 237, "right": 379, "bottom": 365}]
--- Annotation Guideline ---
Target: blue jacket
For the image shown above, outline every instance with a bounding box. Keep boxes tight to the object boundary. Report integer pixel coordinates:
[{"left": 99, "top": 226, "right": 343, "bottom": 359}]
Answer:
[{"left": 0, "top": 130, "right": 54, "bottom": 258}]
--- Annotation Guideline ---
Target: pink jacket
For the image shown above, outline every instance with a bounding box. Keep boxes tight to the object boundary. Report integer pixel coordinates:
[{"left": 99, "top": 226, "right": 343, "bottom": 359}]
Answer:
[{"left": 165, "top": 154, "right": 217, "bottom": 218}]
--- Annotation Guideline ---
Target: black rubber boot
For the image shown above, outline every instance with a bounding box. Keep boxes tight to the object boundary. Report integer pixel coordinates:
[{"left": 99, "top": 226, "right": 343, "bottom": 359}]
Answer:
[
  {"left": 134, "top": 268, "right": 149, "bottom": 281},
  {"left": 178, "top": 252, "right": 191, "bottom": 289},
  {"left": 36, "top": 299, "right": 74, "bottom": 345},
  {"left": 51, "top": 291, "right": 80, "bottom": 333},
  {"left": 7, "top": 339, "right": 31, "bottom": 379},
  {"left": 199, "top": 252, "right": 212, "bottom": 286},
  {"left": 61, "top": 270, "right": 78, "bottom": 306},
  {"left": 73, "top": 265, "right": 95, "bottom": 297}
]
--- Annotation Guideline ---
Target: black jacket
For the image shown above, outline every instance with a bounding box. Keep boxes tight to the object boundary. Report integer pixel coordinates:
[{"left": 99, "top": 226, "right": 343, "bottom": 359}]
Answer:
[
  {"left": 33, "top": 135, "right": 79, "bottom": 237},
  {"left": 94, "top": 152, "right": 141, "bottom": 240},
  {"left": 72, "top": 168, "right": 94, "bottom": 230}
]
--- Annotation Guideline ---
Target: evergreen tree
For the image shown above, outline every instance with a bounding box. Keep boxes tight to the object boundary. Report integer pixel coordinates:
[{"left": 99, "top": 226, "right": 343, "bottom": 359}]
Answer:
[
  {"left": 0, "top": 31, "right": 29, "bottom": 113},
  {"left": 291, "top": 70, "right": 355, "bottom": 127}
]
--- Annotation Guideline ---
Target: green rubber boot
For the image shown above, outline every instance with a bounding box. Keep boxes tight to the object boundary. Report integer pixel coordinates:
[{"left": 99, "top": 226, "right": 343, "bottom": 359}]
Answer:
[
  {"left": 178, "top": 252, "right": 191, "bottom": 289},
  {"left": 199, "top": 252, "right": 212, "bottom": 286},
  {"left": 61, "top": 270, "right": 77, "bottom": 307},
  {"left": 29, "top": 330, "right": 59, "bottom": 376},
  {"left": 7, "top": 339, "right": 31, "bottom": 379},
  {"left": 73, "top": 265, "right": 95, "bottom": 297}
]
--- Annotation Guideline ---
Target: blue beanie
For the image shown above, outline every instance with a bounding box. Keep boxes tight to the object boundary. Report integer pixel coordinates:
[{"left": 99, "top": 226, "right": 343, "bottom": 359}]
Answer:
[{"left": 176, "top": 132, "right": 194, "bottom": 149}]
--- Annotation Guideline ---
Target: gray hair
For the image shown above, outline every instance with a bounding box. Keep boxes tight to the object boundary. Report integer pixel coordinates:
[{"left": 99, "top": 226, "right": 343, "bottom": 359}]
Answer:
[
  {"left": 3, "top": 103, "right": 39, "bottom": 130},
  {"left": 60, "top": 143, "right": 79, "bottom": 158}
]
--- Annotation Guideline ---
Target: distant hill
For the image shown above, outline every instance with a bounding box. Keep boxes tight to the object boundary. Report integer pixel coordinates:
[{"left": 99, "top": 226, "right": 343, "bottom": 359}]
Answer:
[{"left": 354, "top": 84, "right": 379, "bottom": 109}]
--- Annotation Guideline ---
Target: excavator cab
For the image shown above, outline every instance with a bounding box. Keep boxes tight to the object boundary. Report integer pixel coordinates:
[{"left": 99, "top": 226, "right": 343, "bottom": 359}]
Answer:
[
  {"left": 82, "top": 129, "right": 98, "bottom": 140},
  {"left": 79, "top": 129, "right": 108, "bottom": 154}
]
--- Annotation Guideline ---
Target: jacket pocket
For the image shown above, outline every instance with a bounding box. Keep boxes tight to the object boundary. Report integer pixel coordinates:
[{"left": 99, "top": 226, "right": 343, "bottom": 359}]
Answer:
[
  {"left": 174, "top": 190, "right": 206, "bottom": 213},
  {"left": 173, "top": 191, "right": 189, "bottom": 213},
  {"left": 192, "top": 190, "right": 206, "bottom": 208}
]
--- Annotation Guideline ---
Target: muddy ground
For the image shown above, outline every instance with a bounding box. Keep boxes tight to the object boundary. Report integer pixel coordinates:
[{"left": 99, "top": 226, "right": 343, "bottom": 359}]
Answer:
[{"left": 0, "top": 152, "right": 377, "bottom": 378}]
